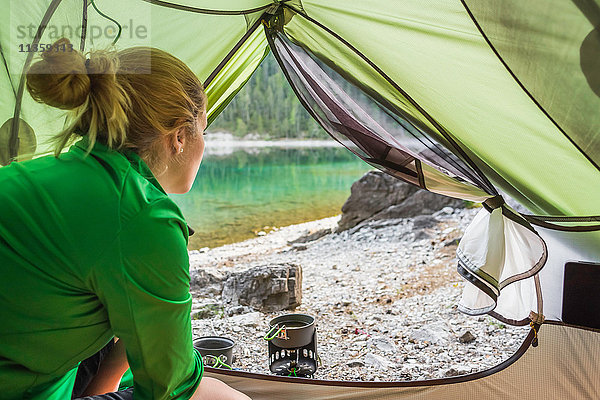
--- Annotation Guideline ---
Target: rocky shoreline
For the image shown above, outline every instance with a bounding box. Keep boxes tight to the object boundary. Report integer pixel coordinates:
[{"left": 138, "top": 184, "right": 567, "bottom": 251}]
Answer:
[
  {"left": 188, "top": 205, "right": 530, "bottom": 381},
  {"left": 203, "top": 131, "right": 339, "bottom": 156}
]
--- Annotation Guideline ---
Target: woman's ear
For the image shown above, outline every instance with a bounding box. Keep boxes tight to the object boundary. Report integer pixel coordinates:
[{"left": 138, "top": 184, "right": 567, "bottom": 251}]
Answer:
[{"left": 170, "top": 127, "right": 186, "bottom": 155}]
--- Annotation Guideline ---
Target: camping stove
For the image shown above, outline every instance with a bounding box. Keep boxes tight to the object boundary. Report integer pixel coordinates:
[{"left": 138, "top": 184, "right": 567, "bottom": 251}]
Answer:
[{"left": 265, "top": 314, "right": 318, "bottom": 377}]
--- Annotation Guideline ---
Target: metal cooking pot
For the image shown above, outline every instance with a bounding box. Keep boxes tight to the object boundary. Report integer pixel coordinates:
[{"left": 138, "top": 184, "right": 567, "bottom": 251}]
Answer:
[
  {"left": 264, "top": 314, "right": 315, "bottom": 349},
  {"left": 193, "top": 336, "right": 235, "bottom": 368}
]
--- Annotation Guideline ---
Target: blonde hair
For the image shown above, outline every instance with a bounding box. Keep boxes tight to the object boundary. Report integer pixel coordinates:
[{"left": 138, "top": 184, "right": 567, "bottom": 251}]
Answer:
[{"left": 26, "top": 38, "right": 207, "bottom": 166}]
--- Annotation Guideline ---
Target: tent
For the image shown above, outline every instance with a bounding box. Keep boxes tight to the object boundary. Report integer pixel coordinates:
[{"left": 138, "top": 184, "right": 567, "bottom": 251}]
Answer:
[{"left": 2, "top": 0, "right": 600, "bottom": 398}]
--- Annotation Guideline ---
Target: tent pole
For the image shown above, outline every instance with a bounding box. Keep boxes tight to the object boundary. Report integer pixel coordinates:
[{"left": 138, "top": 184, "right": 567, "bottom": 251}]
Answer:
[
  {"left": 9, "top": 0, "right": 64, "bottom": 164},
  {"left": 79, "top": 0, "right": 88, "bottom": 52}
]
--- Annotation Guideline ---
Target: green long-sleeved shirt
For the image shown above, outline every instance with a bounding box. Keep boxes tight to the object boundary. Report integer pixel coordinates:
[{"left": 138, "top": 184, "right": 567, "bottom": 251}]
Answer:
[{"left": 0, "top": 138, "right": 202, "bottom": 399}]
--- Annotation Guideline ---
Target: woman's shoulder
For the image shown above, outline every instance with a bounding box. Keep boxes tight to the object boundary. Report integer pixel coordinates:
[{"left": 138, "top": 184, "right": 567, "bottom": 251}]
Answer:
[
  {"left": 67, "top": 139, "right": 183, "bottom": 222},
  {"left": 0, "top": 141, "right": 187, "bottom": 247}
]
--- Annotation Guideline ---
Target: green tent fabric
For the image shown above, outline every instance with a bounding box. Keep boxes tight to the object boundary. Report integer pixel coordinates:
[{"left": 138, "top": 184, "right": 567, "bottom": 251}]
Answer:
[
  {"left": 279, "top": 0, "right": 600, "bottom": 216},
  {"left": 1, "top": 1, "right": 600, "bottom": 397},
  {"left": 465, "top": 0, "right": 600, "bottom": 167},
  {"left": 3, "top": 0, "right": 599, "bottom": 215},
  {"left": 1, "top": 0, "right": 272, "bottom": 158}
]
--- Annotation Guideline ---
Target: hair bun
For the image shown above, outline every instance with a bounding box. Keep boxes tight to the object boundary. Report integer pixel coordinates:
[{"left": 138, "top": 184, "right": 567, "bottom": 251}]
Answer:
[{"left": 26, "top": 38, "right": 91, "bottom": 110}]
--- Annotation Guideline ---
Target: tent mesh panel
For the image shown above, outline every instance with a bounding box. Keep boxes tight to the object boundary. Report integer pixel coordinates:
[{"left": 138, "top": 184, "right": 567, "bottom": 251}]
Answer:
[{"left": 270, "top": 30, "right": 490, "bottom": 194}]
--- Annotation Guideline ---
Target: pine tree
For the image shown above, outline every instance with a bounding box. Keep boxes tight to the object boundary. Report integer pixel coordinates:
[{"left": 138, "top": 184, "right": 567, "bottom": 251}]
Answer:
[{"left": 209, "top": 53, "right": 329, "bottom": 139}]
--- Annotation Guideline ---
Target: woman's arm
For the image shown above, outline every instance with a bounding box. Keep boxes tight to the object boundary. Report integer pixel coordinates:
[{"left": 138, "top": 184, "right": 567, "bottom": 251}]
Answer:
[
  {"left": 92, "top": 199, "right": 250, "bottom": 399},
  {"left": 92, "top": 199, "right": 203, "bottom": 400},
  {"left": 82, "top": 339, "right": 129, "bottom": 396},
  {"left": 190, "top": 377, "right": 250, "bottom": 400}
]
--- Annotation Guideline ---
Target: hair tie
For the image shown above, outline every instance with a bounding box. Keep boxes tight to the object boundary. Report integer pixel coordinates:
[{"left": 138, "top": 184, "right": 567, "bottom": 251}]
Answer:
[{"left": 85, "top": 58, "right": 91, "bottom": 70}]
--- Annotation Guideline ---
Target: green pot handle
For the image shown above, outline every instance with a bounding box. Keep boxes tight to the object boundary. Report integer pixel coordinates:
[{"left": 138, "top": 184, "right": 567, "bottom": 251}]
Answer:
[
  {"left": 264, "top": 324, "right": 286, "bottom": 341},
  {"left": 203, "top": 354, "right": 233, "bottom": 370}
]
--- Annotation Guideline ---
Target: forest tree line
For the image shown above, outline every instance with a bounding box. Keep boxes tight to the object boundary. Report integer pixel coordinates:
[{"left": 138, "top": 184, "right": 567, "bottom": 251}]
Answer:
[{"left": 208, "top": 53, "right": 329, "bottom": 139}]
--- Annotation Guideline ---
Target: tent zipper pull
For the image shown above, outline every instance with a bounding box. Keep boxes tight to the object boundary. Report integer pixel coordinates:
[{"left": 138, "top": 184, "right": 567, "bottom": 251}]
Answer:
[
  {"left": 529, "top": 321, "right": 540, "bottom": 347},
  {"left": 528, "top": 311, "right": 545, "bottom": 347}
]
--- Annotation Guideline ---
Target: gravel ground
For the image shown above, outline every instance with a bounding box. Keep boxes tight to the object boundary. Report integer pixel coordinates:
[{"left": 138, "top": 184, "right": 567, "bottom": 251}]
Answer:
[{"left": 189, "top": 207, "right": 530, "bottom": 381}]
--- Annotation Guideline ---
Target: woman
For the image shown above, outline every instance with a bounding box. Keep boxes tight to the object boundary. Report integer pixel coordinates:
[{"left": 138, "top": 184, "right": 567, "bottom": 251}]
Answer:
[{"left": 0, "top": 38, "right": 250, "bottom": 400}]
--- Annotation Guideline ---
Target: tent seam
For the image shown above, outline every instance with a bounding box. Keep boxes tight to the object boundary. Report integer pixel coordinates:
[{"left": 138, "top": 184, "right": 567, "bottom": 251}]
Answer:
[
  {"left": 206, "top": 46, "right": 269, "bottom": 126},
  {"left": 204, "top": 328, "right": 535, "bottom": 387},
  {"left": 0, "top": 44, "right": 16, "bottom": 99},
  {"left": 138, "top": 0, "right": 272, "bottom": 15},
  {"left": 203, "top": 15, "right": 265, "bottom": 88}
]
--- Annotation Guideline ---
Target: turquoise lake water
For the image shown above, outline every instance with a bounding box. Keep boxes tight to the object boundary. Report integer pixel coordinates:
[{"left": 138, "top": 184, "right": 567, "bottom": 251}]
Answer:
[{"left": 170, "top": 146, "right": 372, "bottom": 249}]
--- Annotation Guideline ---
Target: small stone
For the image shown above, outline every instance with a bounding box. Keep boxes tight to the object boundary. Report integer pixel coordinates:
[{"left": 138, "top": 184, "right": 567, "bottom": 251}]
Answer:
[
  {"left": 257, "top": 231, "right": 266, "bottom": 236},
  {"left": 364, "top": 353, "right": 395, "bottom": 370},
  {"left": 412, "top": 215, "right": 440, "bottom": 230},
  {"left": 346, "top": 361, "right": 365, "bottom": 368},
  {"left": 444, "top": 366, "right": 471, "bottom": 377},
  {"left": 444, "top": 368, "right": 459, "bottom": 377},
  {"left": 459, "top": 331, "right": 476, "bottom": 343},
  {"left": 226, "top": 305, "right": 252, "bottom": 316},
  {"left": 414, "top": 230, "right": 431, "bottom": 241},
  {"left": 370, "top": 337, "right": 396, "bottom": 353},
  {"left": 409, "top": 322, "right": 451, "bottom": 345},
  {"left": 443, "top": 238, "right": 461, "bottom": 247},
  {"left": 243, "top": 347, "right": 251, "bottom": 357},
  {"left": 191, "top": 303, "right": 223, "bottom": 320},
  {"left": 229, "top": 311, "right": 262, "bottom": 328}
]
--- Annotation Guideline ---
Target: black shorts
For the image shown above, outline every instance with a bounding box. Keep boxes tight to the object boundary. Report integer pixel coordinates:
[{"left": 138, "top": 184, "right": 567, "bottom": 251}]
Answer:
[{"left": 72, "top": 340, "right": 134, "bottom": 400}]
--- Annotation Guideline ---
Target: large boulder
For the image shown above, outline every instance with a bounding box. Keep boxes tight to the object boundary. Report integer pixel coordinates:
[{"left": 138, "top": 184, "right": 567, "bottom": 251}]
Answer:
[
  {"left": 221, "top": 263, "right": 302, "bottom": 312},
  {"left": 337, "top": 170, "right": 464, "bottom": 231},
  {"left": 189, "top": 268, "right": 227, "bottom": 296}
]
